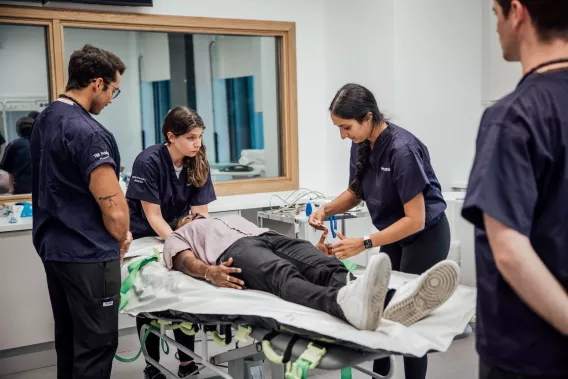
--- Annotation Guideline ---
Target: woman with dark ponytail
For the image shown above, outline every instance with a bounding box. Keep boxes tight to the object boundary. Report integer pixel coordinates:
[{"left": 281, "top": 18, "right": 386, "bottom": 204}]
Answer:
[
  {"left": 309, "top": 84, "right": 450, "bottom": 379},
  {"left": 126, "top": 106, "right": 216, "bottom": 379}
]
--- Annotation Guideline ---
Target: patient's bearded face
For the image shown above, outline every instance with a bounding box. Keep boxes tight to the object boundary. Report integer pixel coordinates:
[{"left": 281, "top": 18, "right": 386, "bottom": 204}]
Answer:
[{"left": 176, "top": 213, "right": 206, "bottom": 229}]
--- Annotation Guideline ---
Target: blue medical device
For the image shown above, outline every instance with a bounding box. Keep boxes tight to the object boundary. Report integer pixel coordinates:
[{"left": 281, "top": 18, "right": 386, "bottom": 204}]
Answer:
[
  {"left": 328, "top": 215, "right": 337, "bottom": 238},
  {"left": 16, "top": 202, "right": 32, "bottom": 217}
]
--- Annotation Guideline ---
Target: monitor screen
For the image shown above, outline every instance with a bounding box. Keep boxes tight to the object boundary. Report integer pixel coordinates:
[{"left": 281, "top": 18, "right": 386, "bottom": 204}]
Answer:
[{"left": 47, "top": 0, "right": 152, "bottom": 6}]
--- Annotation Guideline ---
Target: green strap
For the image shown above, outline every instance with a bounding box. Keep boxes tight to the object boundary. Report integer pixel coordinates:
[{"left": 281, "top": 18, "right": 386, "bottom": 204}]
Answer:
[
  {"left": 119, "top": 252, "right": 159, "bottom": 311},
  {"left": 341, "top": 368, "right": 352, "bottom": 379},
  {"left": 285, "top": 342, "right": 326, "bottom": 379},
  {"left": 286, "top": 359, "right": 311, "bottom": 379},
  {"left": 115, "top": 324, "right": 156, "bottom": 362},
  {"left": 342, "top": 259, "right": 358, "bottom": 273}
]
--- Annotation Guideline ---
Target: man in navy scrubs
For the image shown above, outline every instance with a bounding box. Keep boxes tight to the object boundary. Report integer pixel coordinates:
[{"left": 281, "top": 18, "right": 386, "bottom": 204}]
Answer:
[
  {"left": 462, "top": 1, "right": 568, "bottom": 378},
  {"left": 30, "top": 44, "right": 132, "bottom": 379},
  {"left": 0, "top": 116, "right": 33, "bottom": 194}
]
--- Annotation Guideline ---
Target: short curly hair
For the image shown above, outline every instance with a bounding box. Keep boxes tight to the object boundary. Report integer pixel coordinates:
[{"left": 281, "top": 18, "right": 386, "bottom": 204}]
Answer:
[{"left": 66, "top": 44, "right": 126, "bottom": 91}]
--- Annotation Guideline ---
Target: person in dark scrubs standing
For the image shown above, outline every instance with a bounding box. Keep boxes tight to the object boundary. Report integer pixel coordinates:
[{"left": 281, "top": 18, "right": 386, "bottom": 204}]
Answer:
[
  {"left": 30, "top": 44, "right": 132, "bottom": 379},
  {"left": 126, "top": 106, "right": 217, "bottom": 379},
  {"left": 0, "top": 116, "right": 33, "bottom": 194},
  {"left": 462, "top": 1, "right": 568, "bottom": 378},
  {"left": 309, "top": 83, "right": 450, "bottom": 379}
]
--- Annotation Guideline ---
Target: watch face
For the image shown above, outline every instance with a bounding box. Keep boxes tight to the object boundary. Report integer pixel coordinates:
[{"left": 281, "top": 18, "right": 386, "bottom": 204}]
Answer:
[{"left": 364, "top": 239, "right": 373, "bottom": 249}]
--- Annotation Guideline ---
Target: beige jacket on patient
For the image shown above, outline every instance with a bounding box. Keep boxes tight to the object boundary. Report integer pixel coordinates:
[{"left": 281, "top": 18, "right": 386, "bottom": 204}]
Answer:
[{"left": 163, "top": 215, "right": 271, "bottom": 269}]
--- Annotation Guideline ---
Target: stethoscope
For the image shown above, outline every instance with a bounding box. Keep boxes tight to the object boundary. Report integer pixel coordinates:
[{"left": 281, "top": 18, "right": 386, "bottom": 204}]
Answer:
[{"left": 517, "top": 58, "right": 568, "bottom": 87}]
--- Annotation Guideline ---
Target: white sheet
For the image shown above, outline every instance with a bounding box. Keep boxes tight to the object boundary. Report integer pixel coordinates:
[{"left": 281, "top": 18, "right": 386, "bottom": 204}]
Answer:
[{"left": 122, "top": 238, "right": 477, "bottom": 358}]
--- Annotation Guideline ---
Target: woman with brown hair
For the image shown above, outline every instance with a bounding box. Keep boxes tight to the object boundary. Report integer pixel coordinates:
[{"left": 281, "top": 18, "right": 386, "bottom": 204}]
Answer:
[{"left": 126, "top": 106, "right": 216, "bottom": 379}]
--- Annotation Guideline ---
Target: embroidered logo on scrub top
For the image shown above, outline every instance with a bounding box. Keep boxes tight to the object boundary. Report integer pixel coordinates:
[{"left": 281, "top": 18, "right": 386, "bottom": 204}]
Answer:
[
  {"left": 103, "top": 301, "right": 114, "bottom": 307},
  {"left": 93, "top": 150, "right": 110, "bottom": 161},
  {"left": 131, "top": 176, "right": 146, "bottom": 184},
  {"left": 381, "top": 167, "right": 391, "bottom": 172}
]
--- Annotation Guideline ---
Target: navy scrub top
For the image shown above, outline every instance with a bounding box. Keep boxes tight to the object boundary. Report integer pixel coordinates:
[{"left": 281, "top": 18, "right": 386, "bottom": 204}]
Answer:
[
  {"left": 462, "top": 69, "right": 568, "bottom": 377},
  {"left": 126, "top": 144, "right": 217, "bottom": 239},
  {"left": 0, "top": 136, "right": 32, "bottom": 194},
  {"left": 349, "top": 122, "right": 446, "bottom": 244},
  {"left": 30, "top": 99, "right": 121, "bottom": 263}
]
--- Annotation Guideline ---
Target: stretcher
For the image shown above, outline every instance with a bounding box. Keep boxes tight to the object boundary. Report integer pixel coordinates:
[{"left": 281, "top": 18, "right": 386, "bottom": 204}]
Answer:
[{"left": 118, "top": 238, "right": 477, "bottom": 379}]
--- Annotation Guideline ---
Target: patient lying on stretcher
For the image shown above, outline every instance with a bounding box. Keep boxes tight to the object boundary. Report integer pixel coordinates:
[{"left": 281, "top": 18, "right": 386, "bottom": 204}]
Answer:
[{"left": 164, "top": 213, "right": 460, "bottom": 331}]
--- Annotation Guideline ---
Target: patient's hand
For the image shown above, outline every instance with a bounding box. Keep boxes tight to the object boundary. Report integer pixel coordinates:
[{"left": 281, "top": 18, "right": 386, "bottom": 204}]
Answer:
[
  {"left": 315, "top": 228, "right": 332, "bottom": 256},
  {"left": 209, "top": 258, "right": 245, "bottom": 290},
  {"left": 120, "top": 231, "right": 133, "bottom": 264}
]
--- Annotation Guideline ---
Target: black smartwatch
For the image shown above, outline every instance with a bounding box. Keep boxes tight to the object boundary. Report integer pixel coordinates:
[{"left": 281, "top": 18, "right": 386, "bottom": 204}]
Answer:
[{"left": 363, "top": 235, "right": 373, "bottom": 249}]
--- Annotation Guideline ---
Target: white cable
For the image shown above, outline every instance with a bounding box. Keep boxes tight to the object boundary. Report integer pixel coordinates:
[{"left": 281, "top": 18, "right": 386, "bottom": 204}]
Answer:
[{"left": 269, "top": 188, "right": 327, "bottom": 216}]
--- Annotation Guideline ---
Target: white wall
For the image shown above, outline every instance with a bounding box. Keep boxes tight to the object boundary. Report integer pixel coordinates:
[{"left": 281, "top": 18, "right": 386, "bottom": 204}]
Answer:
[
  {"left": 324, "top": 0, "right": 396, "bottom": 195},
  {"left": 0, "top": 24, "right": 50, "bottom": 99},
  {"left": 391, "top": 0, "right": 484, "bottom": 190},
  {"left": 324, "top": 0, "right": 484, "bottom": 194},
  {"left": 63, "top": 28, "right": 143, "bottom": 174}
]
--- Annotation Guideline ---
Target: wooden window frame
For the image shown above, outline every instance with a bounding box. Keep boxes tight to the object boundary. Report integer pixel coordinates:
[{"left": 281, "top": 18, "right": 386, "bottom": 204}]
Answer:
[{"left": 0, "top": 5, "right": 299, "bottom": 200}]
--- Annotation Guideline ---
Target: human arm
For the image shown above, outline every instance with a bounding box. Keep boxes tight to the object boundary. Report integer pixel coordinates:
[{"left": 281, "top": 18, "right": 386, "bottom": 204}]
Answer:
[
  {"left": 141, "top": 201, "right": 173, "bottom": 239},
  {"left": 172, "top": 250, "right": 245, "bottom": 289},
  {"left": 89, "top": 165, "right": 131, "bottom": 247},
  {"left": 330, "top": 144, "right": 429, "bottom": 258},
  {"left": 190, "top": 204, "right": 209, "bottom": 217},
  {"left": 7, "top": 173, "right": 14, "bottom": 193},
  {"left": 484, "top": 215, "right": 568, "bottom": 335},
  {"left": 330, "top": 192, "right": 425, "bottom": 259},
  {"left": 0, "top": 143, "right": 15, "bottom": 193},
  {"left": 314, "top": 228, "right": 332, "bottom": 256},
  {"left": 69, "top": 129, "right": 130, "bottom": 250},
  {"left": 308, "top": 190, "right": 360, "bottom": 230},
  {"left": 462, "top": 110, "right": 568, "bottom": 335}
]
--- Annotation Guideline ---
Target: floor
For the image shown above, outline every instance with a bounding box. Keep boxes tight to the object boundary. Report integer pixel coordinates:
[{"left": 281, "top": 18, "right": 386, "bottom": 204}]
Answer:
[{"left": 0, "top": 334, "right": 478, "bottom": 379}]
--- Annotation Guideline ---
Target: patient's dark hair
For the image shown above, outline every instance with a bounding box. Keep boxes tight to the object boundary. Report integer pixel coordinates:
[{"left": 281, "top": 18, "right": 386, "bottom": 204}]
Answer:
[
  {"left": 169, "top": 215, "right": 185, "bottom": 231},
  {"left": 329, "top": 83, "right": 384, "bottom": 200},
  {"left": 162, "top": 106, "right": 210, "bottom": 188},
  {"left": 496, "top": 0, "right": 568, "bottom": 41}
]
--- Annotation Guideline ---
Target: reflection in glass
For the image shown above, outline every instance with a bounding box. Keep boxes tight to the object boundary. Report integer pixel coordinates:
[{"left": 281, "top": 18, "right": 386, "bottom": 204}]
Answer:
[
  {"left": 63, "top": 28, "right": 282, "bottom": 183},
  {"left": 0, "top": 24, "right": 50, "bottom": 195}
]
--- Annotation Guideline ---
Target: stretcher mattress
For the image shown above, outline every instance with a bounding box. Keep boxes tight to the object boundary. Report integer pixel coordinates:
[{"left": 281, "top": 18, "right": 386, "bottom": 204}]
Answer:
[{"left": 121, "top": 238, "right": 477, "bottom": 358}]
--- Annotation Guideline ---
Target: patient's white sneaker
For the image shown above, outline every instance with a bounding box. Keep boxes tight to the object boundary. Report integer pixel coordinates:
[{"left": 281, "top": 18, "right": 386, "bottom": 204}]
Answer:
[
  {"left": 383, "top": 260, "right": 460, "bottom": 327},
  {"left": 337, "top": 254, "right": 391, "bottom": 331}
]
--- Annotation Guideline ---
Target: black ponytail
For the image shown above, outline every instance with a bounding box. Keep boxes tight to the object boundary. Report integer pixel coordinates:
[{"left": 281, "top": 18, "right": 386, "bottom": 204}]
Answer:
[{"left": 329, "top": 83, "right": 384, "bottom": 200}]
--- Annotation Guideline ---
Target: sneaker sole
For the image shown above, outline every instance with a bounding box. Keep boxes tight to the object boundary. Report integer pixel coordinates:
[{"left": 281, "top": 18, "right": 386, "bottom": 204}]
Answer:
[
  {"left": 362, "top": 254, "right": 391, "bottom": 331},
  {"left": 383, "top": 260, "right": 459, "bottom": 327}
]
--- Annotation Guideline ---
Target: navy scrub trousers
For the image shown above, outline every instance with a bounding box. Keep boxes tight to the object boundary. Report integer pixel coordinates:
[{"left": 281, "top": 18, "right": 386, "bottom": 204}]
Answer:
[
  {"left": 372, "top": 213, "right": 451, "bottom": 379},
  {"left": 44, "top": 260, "right": 121, "bottom": 379}
]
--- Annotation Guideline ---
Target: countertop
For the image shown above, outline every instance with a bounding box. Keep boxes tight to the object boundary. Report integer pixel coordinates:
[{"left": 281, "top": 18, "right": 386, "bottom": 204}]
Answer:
[
  {"left": 0, "top": 216, "right": 33, "bottom": 233},
  {"left": 0, "top": 190, "right": 466, "bottom": 233},
  {"left": 0, "top": 190, "right": 317, "bottom": 233}
]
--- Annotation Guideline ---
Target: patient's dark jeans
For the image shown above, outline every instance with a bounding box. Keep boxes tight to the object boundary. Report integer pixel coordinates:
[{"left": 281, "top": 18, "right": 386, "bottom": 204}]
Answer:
[{"left": 219, "top": 234, "right": 349, "bottom": 321}]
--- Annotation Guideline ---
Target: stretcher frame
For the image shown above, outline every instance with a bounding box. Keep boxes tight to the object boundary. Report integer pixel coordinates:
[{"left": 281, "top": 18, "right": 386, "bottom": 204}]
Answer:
[{"left": 138, "top": 316, "right": 397, "bottom": 379}]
